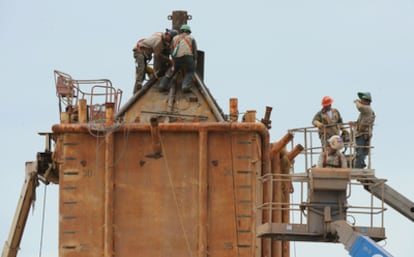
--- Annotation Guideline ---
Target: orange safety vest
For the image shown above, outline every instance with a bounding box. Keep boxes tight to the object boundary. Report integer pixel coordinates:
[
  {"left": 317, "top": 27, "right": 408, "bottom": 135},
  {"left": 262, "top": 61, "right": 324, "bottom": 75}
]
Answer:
[{"left": 171, "top": 34, "right": 193, "bottom": 57}]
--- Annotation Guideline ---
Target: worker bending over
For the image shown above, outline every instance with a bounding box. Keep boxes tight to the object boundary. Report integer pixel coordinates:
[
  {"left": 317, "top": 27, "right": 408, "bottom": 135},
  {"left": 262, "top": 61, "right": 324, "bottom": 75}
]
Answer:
[{"left": 133, "top": 29, "right": 178, "bottom": 94}]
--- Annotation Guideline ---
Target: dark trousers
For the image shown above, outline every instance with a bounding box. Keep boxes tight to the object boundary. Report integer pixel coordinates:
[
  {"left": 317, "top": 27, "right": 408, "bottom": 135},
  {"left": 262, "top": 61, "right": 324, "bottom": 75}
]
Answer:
[
  {"left": 159, "top": 55, "right": 195, "bottom": 90},
  {"left": 354, "top": 135, "right": 369, "bottom": 168}
]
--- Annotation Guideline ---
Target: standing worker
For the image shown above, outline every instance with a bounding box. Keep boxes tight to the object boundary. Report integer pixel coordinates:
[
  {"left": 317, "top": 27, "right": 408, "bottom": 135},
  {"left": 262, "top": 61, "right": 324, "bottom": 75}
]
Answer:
[
  {"left": 132, "top": 29, "right": 178, "bottom": 94},
  {"left": 158, "top": 24, "right": 198, "bottom": 93},
  {"left": 312, "top": 96, "right": 349, "bottom": 148},
  {"left": 352, "top": 92, "right": 375, "bottom": 168}
]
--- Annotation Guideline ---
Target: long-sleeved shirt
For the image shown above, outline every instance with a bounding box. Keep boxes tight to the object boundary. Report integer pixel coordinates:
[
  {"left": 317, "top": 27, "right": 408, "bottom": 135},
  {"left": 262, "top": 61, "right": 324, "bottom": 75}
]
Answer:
[
  {"left": 135, "top": 32, "right": 170, "bottom": 63},
  {"left": 354, "top": 100, "right": 375, "bottom": 138}
]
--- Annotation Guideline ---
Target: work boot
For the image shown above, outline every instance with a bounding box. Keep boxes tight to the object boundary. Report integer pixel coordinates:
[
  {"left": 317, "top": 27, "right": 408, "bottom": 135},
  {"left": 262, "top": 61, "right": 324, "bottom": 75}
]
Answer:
[
  {"left": 158, "top": 79, "right": 169, "bottom": 92},
  {"left": 158, "top": 85, "right": 168, "bottom": 92},
  {"left": 182, "top": 84, "right": 192, "bottom": 93},
  {"left": 134, "top": 81, "right": 142, "bottom": 94}
]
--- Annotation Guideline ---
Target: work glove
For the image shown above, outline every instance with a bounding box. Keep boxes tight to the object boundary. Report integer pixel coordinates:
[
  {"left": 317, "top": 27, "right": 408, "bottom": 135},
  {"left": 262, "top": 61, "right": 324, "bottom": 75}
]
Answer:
[
  {"left": 341, "top": 130, "right": 350, "bottom": 143},
  {"left": 314, "top": 121, "right": 323, "bottom": 129}
]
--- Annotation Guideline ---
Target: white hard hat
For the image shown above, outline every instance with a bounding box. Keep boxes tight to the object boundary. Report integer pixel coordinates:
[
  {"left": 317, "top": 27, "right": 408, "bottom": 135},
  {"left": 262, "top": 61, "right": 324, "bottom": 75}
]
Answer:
[{"left": 328, "top": 135, "right": 344, "bottom": 150}]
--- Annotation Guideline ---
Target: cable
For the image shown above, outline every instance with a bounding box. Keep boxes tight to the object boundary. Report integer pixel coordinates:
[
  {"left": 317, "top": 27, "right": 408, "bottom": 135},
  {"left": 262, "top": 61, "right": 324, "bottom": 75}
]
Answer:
[
  {"left": 159, "top": 135, "right": 194, "bottom": 257},
  {"left": 38, "top": 184, "right": 47, "bottom": 257},
  {"left": 228, "top": 127, "right": 241, "bottom": 257}
]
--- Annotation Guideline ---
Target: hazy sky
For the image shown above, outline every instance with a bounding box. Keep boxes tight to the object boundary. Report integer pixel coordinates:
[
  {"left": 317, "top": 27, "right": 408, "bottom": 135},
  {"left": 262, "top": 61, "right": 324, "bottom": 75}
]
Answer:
[{"left": 1, "top": 1, "right": 413, "bottom": 257}]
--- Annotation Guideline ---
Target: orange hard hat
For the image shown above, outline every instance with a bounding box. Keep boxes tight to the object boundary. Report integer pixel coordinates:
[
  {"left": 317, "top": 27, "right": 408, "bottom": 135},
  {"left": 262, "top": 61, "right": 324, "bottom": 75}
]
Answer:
[{"left": 321, "top": 96, "right": 333, "bottom": 107}]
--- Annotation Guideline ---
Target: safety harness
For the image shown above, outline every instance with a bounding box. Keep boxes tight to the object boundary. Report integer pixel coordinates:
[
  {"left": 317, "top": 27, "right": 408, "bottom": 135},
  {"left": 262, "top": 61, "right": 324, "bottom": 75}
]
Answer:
[
  {"left": 322, "top": 152, "right": 342, "bottom": 168},
  {"left": 172, "top": 34, "right": 193, "bottom": 57}
]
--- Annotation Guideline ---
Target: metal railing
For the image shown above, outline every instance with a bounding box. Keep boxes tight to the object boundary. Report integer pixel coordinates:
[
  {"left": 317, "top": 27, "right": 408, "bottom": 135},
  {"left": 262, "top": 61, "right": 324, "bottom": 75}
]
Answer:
[
  {"left": 257, "top": 171, "right": 387, "bottom": 231},
  {"left": 288, "top": 123, "right": 373, "bottom": 171},
  {"left": 256, "top": 123, "right": 385, "bottom": 232},
  {"left": 54, "top": 70, "right": 123, "bottom": 122}
]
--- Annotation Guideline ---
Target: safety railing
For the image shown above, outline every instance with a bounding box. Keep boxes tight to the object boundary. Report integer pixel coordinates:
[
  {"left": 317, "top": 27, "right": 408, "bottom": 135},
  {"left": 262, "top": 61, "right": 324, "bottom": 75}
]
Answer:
[
  {"left": 257, "top": 171, "right": 387, "bottom": 234},
  {"left": 288, "top": 123, "right": 374, "bottom": 171},
  {"left": 54, "top": 70, "right": 123, "bottom": 123},
  {"left": 256, "top": 123, "right": 385, "bottom": 239}
]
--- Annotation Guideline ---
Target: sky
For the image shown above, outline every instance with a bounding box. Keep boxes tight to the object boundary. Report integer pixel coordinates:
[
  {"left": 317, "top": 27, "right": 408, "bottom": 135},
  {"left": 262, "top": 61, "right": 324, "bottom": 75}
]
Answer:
[{"left": 1, "top": 0, "right": 413, "bottom": 256}]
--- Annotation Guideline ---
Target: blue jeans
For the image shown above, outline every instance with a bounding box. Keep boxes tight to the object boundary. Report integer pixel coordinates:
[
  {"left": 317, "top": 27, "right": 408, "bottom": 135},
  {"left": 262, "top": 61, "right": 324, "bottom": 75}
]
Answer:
[
  {"left": 354, "top": 135, "right": 369, "bottom": 168},
  {"left": 159, "top": 55, "right": 195, "bottom": 91}
]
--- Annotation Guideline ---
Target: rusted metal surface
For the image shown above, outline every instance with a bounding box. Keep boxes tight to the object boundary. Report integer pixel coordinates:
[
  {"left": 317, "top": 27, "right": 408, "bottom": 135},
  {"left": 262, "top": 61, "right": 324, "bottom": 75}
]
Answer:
[
  {"left": 168, "top": 10, "right": 192, "bottom": 31},
  {"left": 54, "top": 70, "right": 123, "bottom": 123},
  {"left": 6, "top": 9, "right": 403, "bottom": 257},
  {"left": 54, "top": 121, "right": 269, "bottom": 257},
  {"left": 41, "top": 9, "right": 298, "bottom": 257},
  {"left": 116, "top": 72, "right": 225, "bottom": 124}
]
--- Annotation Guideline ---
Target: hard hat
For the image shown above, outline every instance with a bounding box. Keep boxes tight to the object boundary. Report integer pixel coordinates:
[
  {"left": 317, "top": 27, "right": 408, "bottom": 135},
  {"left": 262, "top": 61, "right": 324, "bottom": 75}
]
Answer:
[
  {"left": 358, "top": 92, "right": 372, "bottom": 102},
  {"left": 165, "top": 28, "right": 178, "bottom": 38},
  {"left": 321, "top": 96, "right": 333, "bottom": 107},
  {"left": 180, "top": 24, "right": 192, "bottom": 33},
  {"left": 328, "top": 135, "right": 344, "bottom": 150}
]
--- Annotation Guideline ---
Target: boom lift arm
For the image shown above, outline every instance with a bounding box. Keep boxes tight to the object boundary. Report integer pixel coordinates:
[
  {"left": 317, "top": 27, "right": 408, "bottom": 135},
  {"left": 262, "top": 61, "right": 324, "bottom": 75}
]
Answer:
[
  {"left": 361, "top": 178, "right": 414, "bottom": 222},
  {"left": 331, "top": 220, "right": 393, "bottom": 257},
  {"left": 1, "top": 162, "right": 39, "bottom": 257}
]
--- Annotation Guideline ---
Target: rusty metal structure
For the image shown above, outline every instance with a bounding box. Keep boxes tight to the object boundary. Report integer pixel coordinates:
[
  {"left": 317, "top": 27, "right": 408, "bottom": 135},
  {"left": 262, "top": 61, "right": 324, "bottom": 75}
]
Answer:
[{"left": 2, "top": 10, "right": 413, "bottom": 257}]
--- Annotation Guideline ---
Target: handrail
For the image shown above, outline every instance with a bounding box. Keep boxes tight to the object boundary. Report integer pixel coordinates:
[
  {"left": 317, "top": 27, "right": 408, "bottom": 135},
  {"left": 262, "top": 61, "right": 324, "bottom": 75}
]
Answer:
[
  {"left": 257, "top": 172, "right": 387, "bottom": 229},
  {"left": 288, "top": 123, "right": 374, "bottom": 171},
  {"left": 54, "top": 70, "right": 123, "bottom": 123}
]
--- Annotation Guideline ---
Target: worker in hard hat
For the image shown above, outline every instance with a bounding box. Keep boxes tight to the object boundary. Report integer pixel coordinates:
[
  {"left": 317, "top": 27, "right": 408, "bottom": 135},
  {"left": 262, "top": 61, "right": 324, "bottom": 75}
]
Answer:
[
  {"left": 132, "top": 28, "right": 178, "bottom": 94},
  {"left": 317, "top": 135, "right": 348, "bottom": 168},
  {"left": 312, "top": 96, "right": 349, "bottom": 148},
  {"left": 158, "top": 24, "right": 198, "bottom": 93},
  {"left": 352, "top": 92, "right": 375, "bottom": 168}
]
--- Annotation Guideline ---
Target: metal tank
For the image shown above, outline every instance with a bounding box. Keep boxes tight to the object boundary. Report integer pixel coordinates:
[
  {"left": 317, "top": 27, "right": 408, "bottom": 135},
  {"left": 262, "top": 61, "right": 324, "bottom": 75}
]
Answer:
[
  {"left": 43, "top": 10, "right": 295, "bottom": 257},
  {"left": 5, "top": 10, "right": 413, "bottom": 257}
]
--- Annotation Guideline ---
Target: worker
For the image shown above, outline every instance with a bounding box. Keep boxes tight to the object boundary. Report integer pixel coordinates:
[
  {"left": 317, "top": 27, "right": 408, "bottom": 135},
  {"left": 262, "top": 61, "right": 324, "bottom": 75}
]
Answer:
[
  {"left": 317, "top": 135, "right": 348, "bottom": 168},
  {"left": 158, "top": 24, "right": 198, "bottom": 93},
  {"left": 312, "top": 96, "right": 349, "bottom": 148},
  {"left": 352, "top": 92, "right": 375, "bottom": 168},
  {"left": 132, "top": 29, "right": 178, "bottom": 94}
]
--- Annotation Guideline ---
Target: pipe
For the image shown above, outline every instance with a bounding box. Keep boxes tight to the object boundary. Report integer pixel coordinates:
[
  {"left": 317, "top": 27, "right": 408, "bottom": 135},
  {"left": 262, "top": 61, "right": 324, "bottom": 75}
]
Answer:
[
  {"left": 104, "top": 128, "right": 114, "bottom": 257},
  {"left": 244, "top": 110, "right": 256, "bottom": 122},
  {"left": 271, "top": 151, "right": 282, "bottom": 257},
  {"left": 78, "top": 99, "right": 87, "bottom": 123},
  {"left": 287, "top": 144, "right": 304, "bottom": 162},
  {"left": 198, "top": 129, "right": 208, "bottom": 257},
  {"left": 105, "top": 103, "right": 115, "bottom": 126},
  {"left": 270, "top": 132, "right": 293, "bottom": 158},
  {"left": 229, "top": 98, "right": 238, "bottom": 122},
  {"left": 53, "top": 121, "right": 271, "bottom": 176},
  {"left": 261, "top": 106, "right": 273, "bottom": 129},
  {"left": 52, "top": 122, "right": 271, "bottom": 177}
]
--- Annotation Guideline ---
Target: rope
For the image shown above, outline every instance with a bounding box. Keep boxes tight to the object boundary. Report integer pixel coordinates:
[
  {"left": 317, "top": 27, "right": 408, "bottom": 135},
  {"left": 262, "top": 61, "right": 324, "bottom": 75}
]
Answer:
[
  {"left": 112, "top": 124, "right": 131, "bottom": 168},
  {"left": 159, "top": 134, "right": 194, "bottom": 257},
  {"left": 38, "top": 184, "right": 47, "bottom": 257}
]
